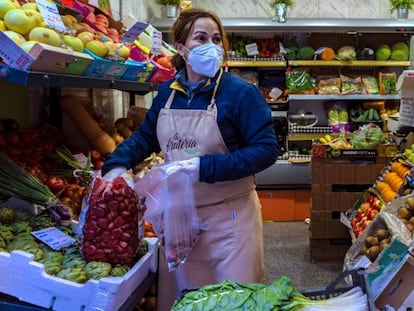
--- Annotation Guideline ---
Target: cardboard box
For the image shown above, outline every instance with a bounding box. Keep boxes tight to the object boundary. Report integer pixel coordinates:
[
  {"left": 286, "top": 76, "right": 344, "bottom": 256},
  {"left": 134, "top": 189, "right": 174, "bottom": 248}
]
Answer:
[
  {"left": 0, "top": 238, "right": 158, "bottom": 311},
  {"left": 312, "top": 184, "right": 366, "bottom": 212},
  {"left": 0, "top": 32, "right": 93, "bottom": 75},
  {"left": 375, "top": 249, "right": 414, "bottom": 310},
  {"left": 309, "top": 235, "right": 352, "bottom": 262},
  {"left": 121, "top": 60, "right": 155, "bottom": 82},
  {"left": 83, "top": 49, "right": 128, "bottom": 79}
]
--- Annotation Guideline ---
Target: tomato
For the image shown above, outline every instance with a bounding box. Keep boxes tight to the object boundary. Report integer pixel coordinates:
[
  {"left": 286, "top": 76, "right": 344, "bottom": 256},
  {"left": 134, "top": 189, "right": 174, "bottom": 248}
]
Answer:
[
  {"left": 93, "top": 159, "right": 104, "bottom": 170},
  {"left": 90, "top": 150, "right": 102, "bottom": 162},
  {"left": 64, "top": 183, "right": 84, "bottom": 200},
  {"left": 45, "top": 176, "right": 66, "bottom": 194}
]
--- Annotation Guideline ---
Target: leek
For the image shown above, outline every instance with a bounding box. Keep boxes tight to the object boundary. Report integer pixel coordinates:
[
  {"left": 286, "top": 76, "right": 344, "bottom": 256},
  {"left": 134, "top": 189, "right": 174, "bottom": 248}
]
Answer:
[
  {"left": 287, "top": 286, "right": 369, "bottom": 311},
  {"left": 0, "top": 153, "right": 57, "bottom": 205}
]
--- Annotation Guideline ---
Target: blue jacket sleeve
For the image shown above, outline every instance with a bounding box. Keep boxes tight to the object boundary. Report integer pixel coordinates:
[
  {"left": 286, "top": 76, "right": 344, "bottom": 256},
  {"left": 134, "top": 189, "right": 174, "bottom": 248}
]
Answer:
[
  {"left": 199, "top": 76, "right": 279, "bottom": 183},
  {"left": 101, "top": 85, "right": 170, "bottom": 175}
]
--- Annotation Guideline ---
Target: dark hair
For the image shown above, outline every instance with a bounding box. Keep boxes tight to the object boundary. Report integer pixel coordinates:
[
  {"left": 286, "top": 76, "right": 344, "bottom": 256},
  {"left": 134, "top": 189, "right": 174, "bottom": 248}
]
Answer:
[{"left": 170, "top": 8, "right": 229, "bottom": 69}]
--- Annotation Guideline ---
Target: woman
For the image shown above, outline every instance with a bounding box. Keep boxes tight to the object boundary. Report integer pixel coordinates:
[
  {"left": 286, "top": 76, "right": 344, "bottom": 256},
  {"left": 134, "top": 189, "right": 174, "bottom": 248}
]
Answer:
[{"left": 102, "top": 7, "right": 279, "bottom": 304}]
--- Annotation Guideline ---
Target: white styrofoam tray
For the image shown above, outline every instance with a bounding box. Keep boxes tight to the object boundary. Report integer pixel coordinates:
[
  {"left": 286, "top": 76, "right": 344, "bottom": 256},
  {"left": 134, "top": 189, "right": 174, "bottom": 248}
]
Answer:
[{"left": 0, "top": 237, "right": 158, "bottom": 311}]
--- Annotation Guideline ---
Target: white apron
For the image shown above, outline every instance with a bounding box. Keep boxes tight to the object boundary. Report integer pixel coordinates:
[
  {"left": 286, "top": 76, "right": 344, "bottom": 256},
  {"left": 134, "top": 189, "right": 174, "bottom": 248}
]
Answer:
[{"left": 156, "top": 73, "right": 264, "bottom": 309}]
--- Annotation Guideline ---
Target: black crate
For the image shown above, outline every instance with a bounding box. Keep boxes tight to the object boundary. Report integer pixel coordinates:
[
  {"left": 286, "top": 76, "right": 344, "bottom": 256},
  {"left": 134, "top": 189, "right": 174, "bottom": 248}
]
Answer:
[{"left": 302, "top": 269, "right": 375, "bottom": 310}]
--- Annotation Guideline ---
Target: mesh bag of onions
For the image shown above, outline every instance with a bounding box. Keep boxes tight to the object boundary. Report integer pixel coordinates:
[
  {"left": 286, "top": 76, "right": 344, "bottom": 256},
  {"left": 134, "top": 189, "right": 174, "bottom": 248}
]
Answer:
[{"left": 79, "top": 174, "right": 145, "bottom": 266}]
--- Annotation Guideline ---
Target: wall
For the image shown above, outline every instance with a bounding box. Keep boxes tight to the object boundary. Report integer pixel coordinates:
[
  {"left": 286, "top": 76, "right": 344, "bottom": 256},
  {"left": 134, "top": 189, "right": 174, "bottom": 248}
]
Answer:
[{"left": 113, "top": 0, "right": 409, "bottom": 23}]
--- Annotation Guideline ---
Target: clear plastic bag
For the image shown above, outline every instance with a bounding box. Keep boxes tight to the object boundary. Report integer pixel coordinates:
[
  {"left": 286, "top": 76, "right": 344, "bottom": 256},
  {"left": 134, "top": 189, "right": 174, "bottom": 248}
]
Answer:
[{"left": 135, "top": 162, "right": 205, "bottom": 271}]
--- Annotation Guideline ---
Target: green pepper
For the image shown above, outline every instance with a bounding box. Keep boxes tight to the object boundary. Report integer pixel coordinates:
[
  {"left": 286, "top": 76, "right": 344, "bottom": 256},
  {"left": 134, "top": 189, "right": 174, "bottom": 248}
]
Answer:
[
  {"left": 57, "top": 268, "right": 87, "bottom": 283},
  {"left": 44, "top": 261, "right": 63, "bottom": 275},
  {"left": 84, "top": 261, "right": 112, "bottom": 280},
  {"left": 0, "top": 236, "right": 6, "bottom": 249},
  {"left": 0, "top": 225, "right": 14, "bottom": 242},
  {"left": 110, "top": 264, "right": 130, "bottom": 277},
  {"left": 10, "top": 221, "right": 32, "bottom": 234}
]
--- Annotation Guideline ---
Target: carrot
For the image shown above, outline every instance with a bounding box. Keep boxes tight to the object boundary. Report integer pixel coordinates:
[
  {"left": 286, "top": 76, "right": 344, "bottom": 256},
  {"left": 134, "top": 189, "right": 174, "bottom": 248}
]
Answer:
[{"left": 320, "top": 47, "right": 335, "bottom": 61}]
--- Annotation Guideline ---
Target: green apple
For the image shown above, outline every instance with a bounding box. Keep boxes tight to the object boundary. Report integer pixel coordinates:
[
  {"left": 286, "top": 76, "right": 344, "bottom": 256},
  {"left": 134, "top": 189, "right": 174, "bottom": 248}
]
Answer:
[
  {"left": 62, "top": 34, "right": 84, "bottom": 52},
  {"left": 19, "top": 40, "right": 38, "bottom": 53},
  {"left": 21, "top": 2, "right": 38, "bottom": 11},
  {"left": 76, "top": 31, "right": 95, "bottom": 45},
  {"left": 23, "top": 9, "right": 43, "bottom": 27},
  {"left": 0, "top": 20, "right": 6, "bottom": 31},
  {"left": 4, "top": 8, "right": 37, "bottom": 35},
  {"left": 29, "top": 26, "right": 61, "bottom": 47},
  {"left": 0, "top": 0, "right": 20, "bottom": 19},
  {"left": 2, "top": 30, "right": 26, "bottom": 45},
  {"left": 85, "top": 39, "right": 109, "bottom": 58}
]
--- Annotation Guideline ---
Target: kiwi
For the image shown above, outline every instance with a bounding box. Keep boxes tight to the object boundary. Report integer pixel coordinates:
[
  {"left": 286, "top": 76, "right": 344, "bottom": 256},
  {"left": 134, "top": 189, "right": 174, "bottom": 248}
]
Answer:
[
  {"left": 399, "top": 206, "right": 413, "bottom": 220},
  {"left": 359, "top": 245, "right": 368, "bottom": 256},
  {"left": 367, "top": 245, "right": 381, "bottom": 262},
  {"left": 376, "top": 228, "right": 390, "bottom": 241},
  {"left": 405, "top": 197, "right": 414, "bottom": 211},
  {"left": 365, "top": 236, "right": 379, "bottom": 247},
  {"left": 379, "top": 239, "right": 390, "bottom": 251}
]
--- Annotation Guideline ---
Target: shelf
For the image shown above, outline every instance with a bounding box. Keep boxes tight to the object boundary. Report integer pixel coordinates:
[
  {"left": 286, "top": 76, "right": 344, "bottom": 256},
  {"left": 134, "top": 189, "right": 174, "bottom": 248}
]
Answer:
[
  {"left": 0, "top": 64, "right": 159, "bottom": 94},
  {"left": 226, "top": 60, "right": 411, "bottom": 68},
  {"left": 151, "top": 17, "right": 414, "bottom": 34},
  {"left": 288, "top": 94, "right": 400, "bottom": 101}
]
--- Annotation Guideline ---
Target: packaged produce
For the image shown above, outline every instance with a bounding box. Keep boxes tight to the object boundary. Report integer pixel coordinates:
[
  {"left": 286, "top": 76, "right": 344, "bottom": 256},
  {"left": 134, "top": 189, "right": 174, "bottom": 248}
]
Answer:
[
  {"left": 350, "top": 123, "right": 383, "bottom": 149},
  {"left": 135, "top": 161, "right": 205, "bottom": 271},
  {"left": 285, "top": 68, "right": 316, "bottom": 94},
  {"left": 317, "top": 76, "right": 341, "bottom": 95},
  {"left": 325, "top": 101, "right": 350, "bottom": 133},
  {"left": 79, "top": 172, "right": 145, "bottom": 266},
  {"left": 341, "top": 75, "right": 364, "bottom": 95},
  {"left": 379, "top": 72, "right": 397, "bottom": 95}
]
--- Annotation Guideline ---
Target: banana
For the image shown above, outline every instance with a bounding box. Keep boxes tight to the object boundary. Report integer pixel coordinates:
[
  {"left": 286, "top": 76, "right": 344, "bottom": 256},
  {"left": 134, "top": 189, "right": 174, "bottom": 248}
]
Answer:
[
  {"left": 324, "top": 134, "right": 333, "bottom": 142},
  {"left": 319, "top": 137, "right": 327, "bottom": 144}
]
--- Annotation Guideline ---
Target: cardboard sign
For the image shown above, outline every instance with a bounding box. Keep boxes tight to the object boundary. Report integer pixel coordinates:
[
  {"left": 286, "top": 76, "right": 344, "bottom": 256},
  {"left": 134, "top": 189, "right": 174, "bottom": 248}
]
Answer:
[
  {"left": 36, "top": 0, "right": 66, "bottom": 33},
  {"left": 32, "top": 226, "right": 76, "bottom": 250}
]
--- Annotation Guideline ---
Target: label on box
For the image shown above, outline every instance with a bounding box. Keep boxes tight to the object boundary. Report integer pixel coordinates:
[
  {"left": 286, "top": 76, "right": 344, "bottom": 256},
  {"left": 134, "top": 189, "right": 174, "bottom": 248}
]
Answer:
[
  {"left": 151, "top": 29, "right": 162, "bottom": 56},
  {"left": 32, "top": 227, "right": 76, "bottom": 250},
  {"left": 0, "top": 31, "right": 34, "bottom": 70},
  {"left": 36, "top": 0, "right": 66, "bottom": 32}
]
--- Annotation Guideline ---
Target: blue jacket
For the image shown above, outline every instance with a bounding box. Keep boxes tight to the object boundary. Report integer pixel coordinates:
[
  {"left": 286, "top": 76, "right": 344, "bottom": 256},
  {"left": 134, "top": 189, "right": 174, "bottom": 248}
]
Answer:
[{"left": 102, "top": 70, "right": 279, "bottom": 183}]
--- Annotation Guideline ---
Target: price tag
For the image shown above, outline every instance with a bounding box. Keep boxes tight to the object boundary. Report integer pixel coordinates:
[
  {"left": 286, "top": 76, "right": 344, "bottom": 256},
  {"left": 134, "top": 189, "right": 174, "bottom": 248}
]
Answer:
[
  {"left": 121, "top": 22, "right": 148, "bottom": 43},
  {"left": 399, "top": 99, "right": 414, "bottom": 127},
  {"left": 32, "top": 227, "right": 76, "bottom": 250},
  {"left": 151, "top": 29, "right": 162, "bottom": 56},
  {"left": 245, "top": 43, "right": 259, "bottom": 57},
  {"left": 36, "top": 0, "right": 66, "bottom": 33}
]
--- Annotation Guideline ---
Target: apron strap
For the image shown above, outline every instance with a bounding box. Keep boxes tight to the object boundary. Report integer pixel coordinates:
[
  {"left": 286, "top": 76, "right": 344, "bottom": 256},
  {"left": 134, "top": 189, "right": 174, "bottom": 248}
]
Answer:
[{"left": 165, "top": 89, "right": 176, "bottom": 109}]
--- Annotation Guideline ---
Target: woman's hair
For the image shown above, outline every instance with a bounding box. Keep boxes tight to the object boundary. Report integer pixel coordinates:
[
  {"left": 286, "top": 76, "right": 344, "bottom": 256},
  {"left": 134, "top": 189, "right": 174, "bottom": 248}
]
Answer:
[{"left": 170, "top": 8, "right": 229, "bottom": 69}]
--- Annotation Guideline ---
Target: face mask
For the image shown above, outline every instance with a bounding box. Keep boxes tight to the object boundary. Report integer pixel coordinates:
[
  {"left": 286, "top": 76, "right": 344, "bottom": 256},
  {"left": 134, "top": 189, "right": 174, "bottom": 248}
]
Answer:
[{"left": 184, "top": 43, "right": 223, "bottom": 78}]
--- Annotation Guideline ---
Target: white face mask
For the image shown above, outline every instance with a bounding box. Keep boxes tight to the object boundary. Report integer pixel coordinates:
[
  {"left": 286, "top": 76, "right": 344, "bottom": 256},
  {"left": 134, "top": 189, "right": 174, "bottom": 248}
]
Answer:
[{"left": 184, "top": 43, "right": 223, "bottom": 78}]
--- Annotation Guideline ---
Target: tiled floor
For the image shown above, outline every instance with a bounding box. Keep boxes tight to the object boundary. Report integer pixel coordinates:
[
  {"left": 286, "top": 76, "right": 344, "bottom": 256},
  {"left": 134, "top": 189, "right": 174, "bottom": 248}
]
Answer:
[{"left": 263, "top": 221, "right": 343, "bottom": 290}]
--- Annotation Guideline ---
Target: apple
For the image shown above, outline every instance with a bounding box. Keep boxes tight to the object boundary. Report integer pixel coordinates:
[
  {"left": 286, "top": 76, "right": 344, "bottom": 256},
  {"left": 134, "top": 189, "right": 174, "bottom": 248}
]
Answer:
[
  {"left": 85, "top": 39, "right": 109, "bottom": 58},
  {"left": 0, "top": 0, "right": 20, "bottom": 19},
  {"left": 60, "top": 15, "right": 74, "bottom": 29},
  {"left": 29, "top": 26, "right": 61, "bottom": 47},
  {"left": 0, "top": 20, "right": 6, "bottom": 31},
  {"left": 106, "top": 27, "right": 119, "bottom": 42},
  {"left": 64, "top": 14, "right": 78, "bottom": 25},
  {"left": 19, "top": 40, "right": 38, "bottom": 53},
  {"left": 23, "top": 9, "right": 43, "bottom": 26},
  {"left": 3, "top": 30, "right": 26, "bottom": 45},
  {"left": 62, "top": 34, "right": 84, "bottom": 52},
  {"left": 95, "top": 14, "right": 109, "bottom": 27},
  {"left": 4, "top": 8, "right": 38, "bottom": 35},
  {"left": 21, "top": 2, "right": 38, "bottom": 11},
  {"left": 84, "top": 11, "right": 96, "bottom": 23},
  {"left": 76, "top": 31, "right": 95, "bottom": 45},
  {"left": 108, "top": 42, "right": 130, "bottom": 60}
]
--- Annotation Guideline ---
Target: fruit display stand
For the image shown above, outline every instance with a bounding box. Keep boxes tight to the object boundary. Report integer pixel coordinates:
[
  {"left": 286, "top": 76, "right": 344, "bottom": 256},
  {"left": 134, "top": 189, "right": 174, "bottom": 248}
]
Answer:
[
  {"left": 310, "top": 144, "right": 391, "bottom": 262},
  {"left": 0, "top": 238, "right": 158, "bottom": 311}
]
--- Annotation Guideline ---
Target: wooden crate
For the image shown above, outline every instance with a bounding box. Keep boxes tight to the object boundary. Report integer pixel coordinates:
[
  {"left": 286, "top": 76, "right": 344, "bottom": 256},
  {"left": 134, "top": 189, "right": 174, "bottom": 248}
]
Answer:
[
  {"left": 311, "top": 157, "right": 389, "bottom": 185},
  {"left": 309, "top": 235, "right": 352, "bottom": 262},
  {"left": 310, "top": 210, "right": 349, "bottom": 239},
  {"left": 311, "top": 184, "right": 365, "bottom": 212}
]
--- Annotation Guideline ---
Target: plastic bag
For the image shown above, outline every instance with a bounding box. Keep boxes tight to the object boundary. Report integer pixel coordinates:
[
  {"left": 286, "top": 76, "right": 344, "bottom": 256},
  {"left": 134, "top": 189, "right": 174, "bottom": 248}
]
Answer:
[
  {"left": 135, "top": 162, "right": 205, "bottom": 271},
  {"left": 325, "top": 101, "right": 350, "bottom": 133},
  {"left": 78, "top": 171, "right": 145, "bottom": 266}
]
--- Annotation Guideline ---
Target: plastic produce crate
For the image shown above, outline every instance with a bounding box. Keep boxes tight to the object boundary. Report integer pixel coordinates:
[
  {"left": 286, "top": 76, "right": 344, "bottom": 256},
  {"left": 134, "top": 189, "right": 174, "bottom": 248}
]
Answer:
[
  {"left": 301, "top": 269, "right": 375, "bottom": 310},
  {"left": 0, "top": 238, "right": 158, "bottom": 311}
]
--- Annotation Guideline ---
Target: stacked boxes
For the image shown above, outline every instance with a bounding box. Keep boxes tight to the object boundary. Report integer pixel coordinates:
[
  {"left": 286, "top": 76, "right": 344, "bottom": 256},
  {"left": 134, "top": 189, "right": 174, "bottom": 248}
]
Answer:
[{"left": 310, "top": 151, "right": 389, "bottom": 262}]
